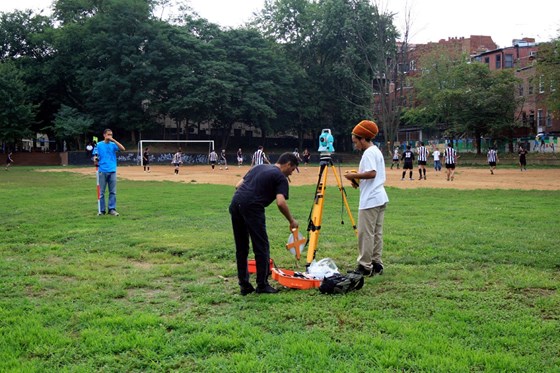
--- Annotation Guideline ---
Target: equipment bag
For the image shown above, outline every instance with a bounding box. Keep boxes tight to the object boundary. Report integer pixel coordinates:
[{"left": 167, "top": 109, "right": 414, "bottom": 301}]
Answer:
[{"left": 319, "top": 272, "right": 364, "bottom": 294}]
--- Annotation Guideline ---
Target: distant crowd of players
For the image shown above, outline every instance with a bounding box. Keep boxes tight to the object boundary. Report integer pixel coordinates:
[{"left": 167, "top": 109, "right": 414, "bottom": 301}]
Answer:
[{"left": 138, "top": 142, "right": 531, "bottom": 178}]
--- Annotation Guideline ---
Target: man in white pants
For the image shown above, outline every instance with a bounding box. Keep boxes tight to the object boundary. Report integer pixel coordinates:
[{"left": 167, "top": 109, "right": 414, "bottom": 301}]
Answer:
[{"left": 344, "top": 120, "right": 389, "bottom": 276}]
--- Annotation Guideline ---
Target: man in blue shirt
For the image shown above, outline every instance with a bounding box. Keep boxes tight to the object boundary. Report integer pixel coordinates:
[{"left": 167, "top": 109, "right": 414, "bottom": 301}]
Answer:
[{"left": 93, "top": 129, "right": 125, "bottom": 216}]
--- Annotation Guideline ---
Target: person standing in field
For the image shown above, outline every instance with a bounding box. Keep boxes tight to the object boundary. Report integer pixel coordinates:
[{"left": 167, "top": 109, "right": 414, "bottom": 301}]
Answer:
[
  {"left": 416, "top": 141, "right": 430, "bottom": 180},
  {"left": 343, "top": 120, "right": 388, "bottom": 277},
  {"left": 518, "top": 145, "right": 528, "bottom": 171},
  {"left": 251, "top": 146, "right": 270, "bottom": 167},
  {"left": 390, "top": 146, "right": 400, "bottom": 169},
  {"left": 230, "top": 152, "right": 299, "bottom": 295},
  {"left": 292, "top": 148, "right": 303, "bottom": 173},
  {"left": 143, "top": 146, "right": 151, "bottom": 172},
  {"left": 443, "top": 143, "right": 458, "bottom": 181},
  {"left": 487, "top": 146, "right": 499, "bottom": 174},
  {"left": 302, "top": 148, "right": 310, "bottom": 169},
  {"left": 209, "top": 149, "right": 218, "bottom": 170},
  {"left": 432, "top": 148, "right": 442, "bottom": 173},
  {"left": 237, "top": 148, "right": 243, "bottom": 167},
  {"left": 401, "top": 145, "right": 415, "bottom": 180},
  {"left": 92, "top": 129, "right": 126, "bottom": 216},
  {"left": 172, "top": 148, "right": 183, "bottom": 175},
  {"left": 5, "top": 151, "right": 14, "bottom": 170},
  {"left": 220, "top": 149, "right": 228, "bottom": 170}
]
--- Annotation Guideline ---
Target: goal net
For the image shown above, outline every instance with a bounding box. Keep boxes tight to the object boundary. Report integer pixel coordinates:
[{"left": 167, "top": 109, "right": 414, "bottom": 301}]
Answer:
[{"left": 137, "top": 140, "right": 215, "bottom": 166}]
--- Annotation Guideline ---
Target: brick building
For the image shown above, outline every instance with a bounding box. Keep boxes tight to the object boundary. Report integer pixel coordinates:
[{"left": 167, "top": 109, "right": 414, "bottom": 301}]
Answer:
[{"left": 472, "top": 38, "right": 559, "bottom": 137}]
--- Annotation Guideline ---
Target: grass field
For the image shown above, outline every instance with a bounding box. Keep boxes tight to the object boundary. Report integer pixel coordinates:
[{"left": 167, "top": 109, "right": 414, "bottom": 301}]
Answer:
[{"left": 1, "top": 167, "right": 559, "bottom": 372}]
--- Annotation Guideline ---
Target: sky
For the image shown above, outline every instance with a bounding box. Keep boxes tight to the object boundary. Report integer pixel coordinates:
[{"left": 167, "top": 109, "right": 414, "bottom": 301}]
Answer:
[{"left": 1, "top": 0, "right": 558, "bottom": 48}]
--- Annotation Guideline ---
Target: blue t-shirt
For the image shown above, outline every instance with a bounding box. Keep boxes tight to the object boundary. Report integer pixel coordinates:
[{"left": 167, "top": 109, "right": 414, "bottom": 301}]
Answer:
[
  {"left": 232, "top": 165, "right": 289, "bottom": 208},
  {"left": 93, "top": 141, "right": 120, "bottom": 172}
]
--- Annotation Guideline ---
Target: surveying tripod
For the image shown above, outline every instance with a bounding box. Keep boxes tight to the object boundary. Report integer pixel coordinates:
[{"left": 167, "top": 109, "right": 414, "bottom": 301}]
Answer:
[{"left": 305, "top": 153, "right": 357, "bottom": 270}]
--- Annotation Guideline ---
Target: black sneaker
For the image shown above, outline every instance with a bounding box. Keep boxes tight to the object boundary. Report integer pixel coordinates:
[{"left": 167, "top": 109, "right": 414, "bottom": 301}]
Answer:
[
  {"left": 371, "top": 262, "right": 384, "bottom": 276},
  {"left": 255, "top": 285, "right": 279, "bottom": 294},
  {"left": 98, "top": 211, "right": 106, "bottom": 216},
  {"left": 351, "top": 264, "right": 372, "bottom": 276},
  {"left": 240, "top": 284, "right": 255, "bottom": 296}
]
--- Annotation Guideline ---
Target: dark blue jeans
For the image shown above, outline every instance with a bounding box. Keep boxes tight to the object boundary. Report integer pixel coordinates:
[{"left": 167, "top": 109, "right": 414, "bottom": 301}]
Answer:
[
  {"left": 229, "top": 201, "right": 270, "bottom": 288},
  {"left": 99, "top": 171, "right": 117, "bottom": 212}
]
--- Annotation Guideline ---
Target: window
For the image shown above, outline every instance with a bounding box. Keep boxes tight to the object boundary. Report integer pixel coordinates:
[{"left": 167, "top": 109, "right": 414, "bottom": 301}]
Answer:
[
  {"left": 504, "top": 54, "right": 514, "bottom": 68},
  {"left": 528, "top": 82, "right": 534, "bottom": 95},
  {"left": 484, "top": 57, "right": 490, "bottom": 64},
  {"left": 547, "top": 113, "right": 552, "bottom": 128},
  {"left": 495, "top": 54, "right": 501, "bottom": 69},
  {"left": 539, "top": 75, "right": 545, "bottom": 93},
  {"left": 518, "top": 83, "right": 524, "bottom": 97},
  {"left": 537, "top": 109, "right": 544, "bottom": 131}
]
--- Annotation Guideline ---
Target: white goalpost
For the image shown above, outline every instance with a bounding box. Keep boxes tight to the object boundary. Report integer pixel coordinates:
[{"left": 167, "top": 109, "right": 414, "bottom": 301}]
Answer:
[{"left": 137, "top": 140, "right": 215, "bottom": 166}]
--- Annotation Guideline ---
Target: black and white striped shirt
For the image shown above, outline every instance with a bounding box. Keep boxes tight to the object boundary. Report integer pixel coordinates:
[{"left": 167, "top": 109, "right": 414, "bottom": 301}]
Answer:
[
  {"left": 417, "top": 146, "right": 429, "bottom": 162},
  {"left": 252, "top": 149, "right": 267, "bottom": 165},
  {"left": 444, "top": 147, "right": 457, "bottom": 164},
  {"left": 487, "top": 149, "right": 498, "bottom": 163}
]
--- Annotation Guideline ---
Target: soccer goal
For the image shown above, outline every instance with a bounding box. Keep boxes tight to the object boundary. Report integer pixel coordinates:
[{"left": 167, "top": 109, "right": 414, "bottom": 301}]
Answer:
[{"left": 137, "top": 140, "right": 215, "bottom": 166}]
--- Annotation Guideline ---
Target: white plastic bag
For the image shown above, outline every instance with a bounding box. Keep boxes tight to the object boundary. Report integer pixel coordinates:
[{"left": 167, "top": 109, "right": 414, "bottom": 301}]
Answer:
[{"left": 307, "top": 258, "right": 340, "bottom": 279}]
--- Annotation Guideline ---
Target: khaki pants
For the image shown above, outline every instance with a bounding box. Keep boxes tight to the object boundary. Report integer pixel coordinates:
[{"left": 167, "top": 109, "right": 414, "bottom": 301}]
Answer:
[{"left": 357, "top": 204, "right": 386, "bottom": 269}]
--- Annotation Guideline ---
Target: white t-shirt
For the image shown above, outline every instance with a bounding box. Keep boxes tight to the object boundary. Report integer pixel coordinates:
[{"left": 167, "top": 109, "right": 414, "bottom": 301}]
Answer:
[
  {"left": 432, "top": 150, "right": 441, "bottom": 161},
  {"left": 358, "top": 145, "right": 389, "bottom": 210}
]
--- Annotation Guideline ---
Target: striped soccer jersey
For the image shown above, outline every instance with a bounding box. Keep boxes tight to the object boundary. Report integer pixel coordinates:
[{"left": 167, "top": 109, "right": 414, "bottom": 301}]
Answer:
[
  {"left": 487, "top": 149, "right": 497, "bottom": 163},
  {"left": 444, "top": 147, "right": 457, "bottom": 164},
  {"left": 417, "top": 146, "right": 429, "bottom": 162},
  {"left": 252, "top": 149, "right": 266, "bottom": 165}
]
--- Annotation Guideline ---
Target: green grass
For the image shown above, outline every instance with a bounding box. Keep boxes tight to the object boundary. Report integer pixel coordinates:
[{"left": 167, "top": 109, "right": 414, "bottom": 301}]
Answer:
[{"left": 1, "top": 167, "right": 559, "bottom": 372}]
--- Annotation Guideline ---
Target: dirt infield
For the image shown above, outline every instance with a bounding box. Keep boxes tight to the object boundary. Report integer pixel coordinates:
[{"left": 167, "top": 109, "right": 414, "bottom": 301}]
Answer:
[{"left": 51, "top": 164, "right": 560, "bottom": 190}]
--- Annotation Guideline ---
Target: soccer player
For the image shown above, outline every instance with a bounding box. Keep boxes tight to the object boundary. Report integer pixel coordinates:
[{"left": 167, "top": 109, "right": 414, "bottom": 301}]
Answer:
[
  {"left": 443, "top": 143, "right": 458, "bottom": 181},
  {"left": 487, "top": 146, "right": 499, "bottom": 174},
  {"left": 518, "top": 145, "right": 528, "bottom": 171},
  {"left": 209, "top": 149, "right": 218, "bottom": 170},
  {"left": 220, "top": 149, "right": 228, "bottom": 170},
  {"left": 236, "top": 148, "right": 243, "bottom": 167},
  {"left": 390, "top": 147, "right": 400, "bottom": 169},
  {"left": 401, "top": 145, "right": 415, "bottom": 180},
  {"left": 251, "top": 146, "right": 270, "bottom": 166},
  {"left": 172, "top": 148, "right": 182, "bottom": 175},
  {"left": 5, "top": 151, "right": 14, "bottom": 170},
  {"left": 143, "top": 146, "right": 150, "bottom": 172},
  {"left": 416, "top": 141, "right": 430, "bottom": 180}
]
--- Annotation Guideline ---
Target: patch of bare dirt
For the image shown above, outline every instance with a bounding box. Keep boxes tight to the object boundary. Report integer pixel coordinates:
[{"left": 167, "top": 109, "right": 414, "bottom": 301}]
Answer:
[{"left": 45, "top": 164, "right": 560, "bottom": 190}]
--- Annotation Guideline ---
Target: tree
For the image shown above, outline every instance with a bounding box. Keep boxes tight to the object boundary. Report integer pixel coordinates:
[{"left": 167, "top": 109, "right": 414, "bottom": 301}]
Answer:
[
  {"left": 536, "top": 38, "right": 560, "bottom": 114},
  {"left": 49, "top": 104, "right": 94, "bottom": 150},
  {"left": 412, "top": 54, "right": 520, "bottom": 153},
  {"left": 0, "top": 61, "right": 36, "bottom": 145}
]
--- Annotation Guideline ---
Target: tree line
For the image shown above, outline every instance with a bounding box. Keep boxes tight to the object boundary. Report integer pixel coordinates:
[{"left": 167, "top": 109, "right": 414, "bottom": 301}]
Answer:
[{"left": 1, "top": 0, "right": 557, "bottom": 153}]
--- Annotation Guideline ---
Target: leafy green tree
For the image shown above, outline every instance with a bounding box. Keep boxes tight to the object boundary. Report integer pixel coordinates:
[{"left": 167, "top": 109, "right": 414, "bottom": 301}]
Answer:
[
  {"left": 207, "top": 28, "right": 290, "bottom": 148},
  {"left": 0, "top": 61, "right": 36, "bottom": 144},
  {"left": 412, "top": 53, "right": 520, "bottom": 153},
  {"left": 536, "top": 38, "right": 560, "bottom": 114},
  {"left": 255, "top": 0, "right": 398, "bottom": 150},
  {"left": 49, "top": 104, "right": 94, "bottom": 150}
]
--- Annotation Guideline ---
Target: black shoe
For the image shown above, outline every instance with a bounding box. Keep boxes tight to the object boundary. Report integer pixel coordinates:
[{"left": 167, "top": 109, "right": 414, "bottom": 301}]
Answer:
[
  {"left": 351, "top": 264, "right": 372, "bottom": 276},
  {"left": 371, "top": 262, "right": 384, "bottom": 276},
  {"left": 98, "top": 211, "right": 106, "bottom": 216},
  {"left": 240, "top": 284, "right": 255, "bottom": 296},
  {"left": 255, "top": 285, "right": 279, "bottom": 294}
]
